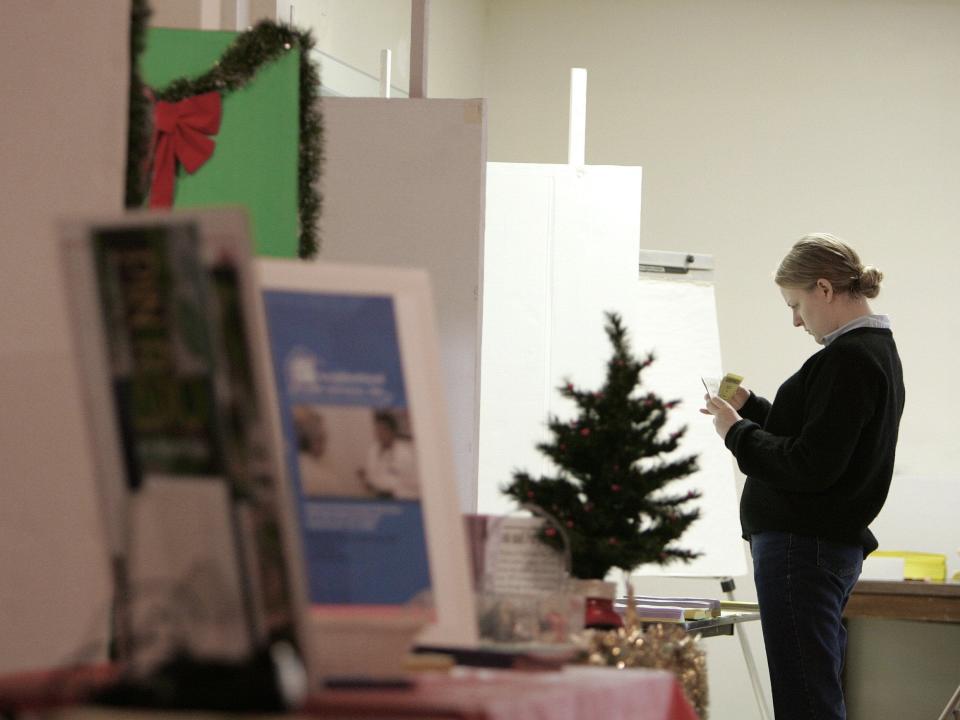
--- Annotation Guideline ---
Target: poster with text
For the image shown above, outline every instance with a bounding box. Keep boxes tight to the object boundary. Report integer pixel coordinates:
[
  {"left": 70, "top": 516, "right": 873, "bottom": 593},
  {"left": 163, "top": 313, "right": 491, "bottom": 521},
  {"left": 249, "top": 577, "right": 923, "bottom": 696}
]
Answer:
[{"left": 263, "top": 290, "right": 432, "bottom": 610}]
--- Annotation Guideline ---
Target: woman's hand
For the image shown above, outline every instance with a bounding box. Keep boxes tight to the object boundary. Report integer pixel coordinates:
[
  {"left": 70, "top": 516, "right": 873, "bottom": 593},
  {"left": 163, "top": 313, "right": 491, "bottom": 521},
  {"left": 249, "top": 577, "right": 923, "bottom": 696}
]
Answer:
[
  {"left": 729, "top": 384, "right": 750, "bottom": 411},
  {"left": 700, "top": 393, "right": 742, "bottom": 439}
]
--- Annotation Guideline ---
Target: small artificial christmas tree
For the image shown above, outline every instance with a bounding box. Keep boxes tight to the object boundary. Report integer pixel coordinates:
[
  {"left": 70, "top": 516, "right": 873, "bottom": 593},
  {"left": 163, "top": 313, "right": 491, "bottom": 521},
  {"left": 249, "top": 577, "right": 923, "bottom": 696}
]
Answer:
[{"left": 503, "top": 312, "right": 701, "bottom": 580}]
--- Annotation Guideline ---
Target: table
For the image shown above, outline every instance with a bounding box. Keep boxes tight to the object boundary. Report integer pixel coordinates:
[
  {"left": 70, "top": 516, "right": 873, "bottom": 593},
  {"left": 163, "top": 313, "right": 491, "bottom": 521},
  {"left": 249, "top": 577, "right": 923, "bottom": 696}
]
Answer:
[
  {"left": 842, "top": 581, "right": 960, "bottom": 720},
  {"left": 684, "top": 610, "right": 761, "bottom": 639},
  {"left": 844, "top": 579, "right": 960, "bottom": 623}
]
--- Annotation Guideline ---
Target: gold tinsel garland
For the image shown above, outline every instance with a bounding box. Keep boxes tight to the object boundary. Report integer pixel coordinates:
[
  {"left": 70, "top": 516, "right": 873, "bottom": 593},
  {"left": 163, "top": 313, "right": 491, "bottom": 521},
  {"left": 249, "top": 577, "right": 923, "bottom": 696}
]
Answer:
[{"left": 577, "top": 622, "right": 708, "bottom": 719}]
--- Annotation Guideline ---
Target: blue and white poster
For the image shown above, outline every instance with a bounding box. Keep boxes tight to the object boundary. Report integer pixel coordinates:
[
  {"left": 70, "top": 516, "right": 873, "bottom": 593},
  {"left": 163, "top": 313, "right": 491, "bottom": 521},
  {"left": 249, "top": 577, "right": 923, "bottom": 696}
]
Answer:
[{"left": 263, "top": 290, "right": 432, "bottom": 608}]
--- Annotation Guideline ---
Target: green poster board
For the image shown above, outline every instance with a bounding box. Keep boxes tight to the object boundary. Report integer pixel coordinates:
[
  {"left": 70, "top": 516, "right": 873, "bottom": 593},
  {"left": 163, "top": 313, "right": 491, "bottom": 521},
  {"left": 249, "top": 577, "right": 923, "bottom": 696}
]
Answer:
[{"left": 141, "top": 28, "right": 299, "bottom": 258}]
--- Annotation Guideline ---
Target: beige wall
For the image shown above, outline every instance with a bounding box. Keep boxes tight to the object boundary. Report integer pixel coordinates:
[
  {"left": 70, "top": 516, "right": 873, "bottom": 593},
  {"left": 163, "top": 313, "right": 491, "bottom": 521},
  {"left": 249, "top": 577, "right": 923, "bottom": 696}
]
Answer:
[
  {"left": 151, "top": 0, "right": 201, "bottom": 27},
  {"left": 150, "top": 1, "right": 488, "bottom": 97},
  {"left": 428, "top": 0, "right": 486, "bottom": 98},
  {"left": 297, "top": 1, "right": 415, "bottom": 93},
  {"left": 151, "top": 0, "right": 275, "bottom": 29},
  {"left": 293, "top": 0, "right": 486, "bottom": 98},
  {"left": 0, "top": 2, "right": 129, "bottom": 674}
]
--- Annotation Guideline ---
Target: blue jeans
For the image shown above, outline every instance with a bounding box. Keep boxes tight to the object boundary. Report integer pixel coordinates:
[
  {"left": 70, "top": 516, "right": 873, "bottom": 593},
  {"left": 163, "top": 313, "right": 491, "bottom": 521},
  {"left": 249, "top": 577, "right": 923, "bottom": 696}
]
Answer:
[{"left": 751, "top": 531, "right": 863, "bottom": 720}]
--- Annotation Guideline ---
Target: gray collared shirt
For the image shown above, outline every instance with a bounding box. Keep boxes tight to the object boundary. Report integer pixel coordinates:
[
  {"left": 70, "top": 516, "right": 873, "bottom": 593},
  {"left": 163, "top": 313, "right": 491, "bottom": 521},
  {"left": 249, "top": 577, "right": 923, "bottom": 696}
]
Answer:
[{"left": 821, "top": 314, "right": 892, "bottom": 346}]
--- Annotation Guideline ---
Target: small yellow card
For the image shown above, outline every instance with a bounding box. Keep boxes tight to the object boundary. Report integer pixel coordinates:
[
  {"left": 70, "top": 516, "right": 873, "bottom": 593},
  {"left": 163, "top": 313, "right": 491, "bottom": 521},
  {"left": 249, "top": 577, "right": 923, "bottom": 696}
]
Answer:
[{"left": 717, "top": 373, "right": 744, "bottom": 402}]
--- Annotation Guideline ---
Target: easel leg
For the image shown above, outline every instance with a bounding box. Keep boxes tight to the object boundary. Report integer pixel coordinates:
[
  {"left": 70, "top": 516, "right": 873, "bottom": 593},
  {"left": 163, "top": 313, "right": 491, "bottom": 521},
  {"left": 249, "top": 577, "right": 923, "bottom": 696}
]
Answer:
[
  {"left": 721, "top": 577, "right": 772, "bottom": 720},
  {"left": 937, "top": 682, "right": 960, "bottom": 720}
]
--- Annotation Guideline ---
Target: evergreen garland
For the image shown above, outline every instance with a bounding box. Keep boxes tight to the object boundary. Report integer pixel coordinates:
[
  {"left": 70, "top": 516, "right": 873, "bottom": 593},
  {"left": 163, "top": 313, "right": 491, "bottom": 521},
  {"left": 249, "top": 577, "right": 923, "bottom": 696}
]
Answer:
[
  {"left": 503, "top": 312, "right": 702, "bottom": 580},
  {"left": 125, "top": 0, "right": 152, "bottom": 208},
  {"left": 126, "top": 13, "right": 323, "bottom": 258}
]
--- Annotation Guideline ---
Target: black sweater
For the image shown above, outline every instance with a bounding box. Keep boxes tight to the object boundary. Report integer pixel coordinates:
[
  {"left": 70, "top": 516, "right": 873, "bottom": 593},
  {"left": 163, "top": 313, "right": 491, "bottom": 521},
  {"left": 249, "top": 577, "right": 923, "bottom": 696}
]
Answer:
[{"left": 725, "top": 327, "right": 905, "bottom": 553}]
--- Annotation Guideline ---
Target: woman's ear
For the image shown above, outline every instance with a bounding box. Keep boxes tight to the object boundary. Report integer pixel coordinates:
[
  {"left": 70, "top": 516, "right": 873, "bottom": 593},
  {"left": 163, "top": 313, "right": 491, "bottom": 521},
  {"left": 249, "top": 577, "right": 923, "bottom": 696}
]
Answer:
[{"left": 816, "top": 278, "right": 834, "bottom": 300}]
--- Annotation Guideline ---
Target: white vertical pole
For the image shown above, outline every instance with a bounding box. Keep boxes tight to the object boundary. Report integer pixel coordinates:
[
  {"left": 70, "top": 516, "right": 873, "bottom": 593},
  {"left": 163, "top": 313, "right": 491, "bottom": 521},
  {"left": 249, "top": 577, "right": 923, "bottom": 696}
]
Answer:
[
  {"left": 200, "top": 0, "right": 222, "bottom": 29},
  {"left": 568, "top": 68, "right": 587, "bottom": 166},
  {"left": 410, "top": 0, "right": 429, "bottom": 98},
  {"left": 236, "top": 0, "right": 250, "bottom": 29},
  {"left": 379, "top": 49, "right": 392, "bottom": 99}
]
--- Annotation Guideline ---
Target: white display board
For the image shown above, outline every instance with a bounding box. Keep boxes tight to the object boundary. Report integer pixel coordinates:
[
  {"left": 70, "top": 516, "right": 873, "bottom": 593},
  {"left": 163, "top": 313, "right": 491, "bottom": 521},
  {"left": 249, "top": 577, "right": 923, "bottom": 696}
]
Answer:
[
  {"left": 318, "top": 98, "right": 487, "bottom": 513},
  {"left": 479, "top": 162, "right": 746, "bottom": 579}
]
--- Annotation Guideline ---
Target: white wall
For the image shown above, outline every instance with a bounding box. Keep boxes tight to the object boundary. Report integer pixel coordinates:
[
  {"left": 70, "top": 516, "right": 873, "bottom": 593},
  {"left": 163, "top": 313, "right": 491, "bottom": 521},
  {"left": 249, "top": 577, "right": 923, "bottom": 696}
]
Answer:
[{"left": 0, "top": 3, "right": 129, "bottom": 673}]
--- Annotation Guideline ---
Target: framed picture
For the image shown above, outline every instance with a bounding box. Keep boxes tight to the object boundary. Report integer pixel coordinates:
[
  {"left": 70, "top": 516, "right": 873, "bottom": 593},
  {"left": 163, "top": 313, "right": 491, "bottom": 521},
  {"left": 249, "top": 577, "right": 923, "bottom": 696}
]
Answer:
[{"left": 257, "top": 259, "right": 478, "bottom": 670}]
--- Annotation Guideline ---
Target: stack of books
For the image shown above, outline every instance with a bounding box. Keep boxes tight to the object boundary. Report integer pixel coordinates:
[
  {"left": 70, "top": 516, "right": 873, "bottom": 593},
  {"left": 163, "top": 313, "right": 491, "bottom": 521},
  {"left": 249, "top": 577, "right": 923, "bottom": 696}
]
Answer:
[{"left": 614, "top": 595, "right": 722, "bottom": 623}]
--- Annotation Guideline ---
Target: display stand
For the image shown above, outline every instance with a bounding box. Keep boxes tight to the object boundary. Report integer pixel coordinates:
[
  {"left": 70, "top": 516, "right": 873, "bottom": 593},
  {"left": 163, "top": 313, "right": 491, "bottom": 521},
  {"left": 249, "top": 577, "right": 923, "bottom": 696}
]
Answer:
[{"left": 938, "top": 682, "right": 960, "bottom": 720}]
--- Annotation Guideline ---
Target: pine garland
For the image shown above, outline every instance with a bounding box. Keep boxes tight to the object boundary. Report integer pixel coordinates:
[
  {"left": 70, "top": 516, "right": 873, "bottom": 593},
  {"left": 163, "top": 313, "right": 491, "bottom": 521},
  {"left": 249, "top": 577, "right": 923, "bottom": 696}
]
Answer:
[
  {"left": 125, "top": 0, "right": 153, "bottom": 208},
  {"left": 502, "top": 312, "right": 702, "bottom": 579},
  {"left": 126, "top": 13, "right": 323, "bottom": 258}
]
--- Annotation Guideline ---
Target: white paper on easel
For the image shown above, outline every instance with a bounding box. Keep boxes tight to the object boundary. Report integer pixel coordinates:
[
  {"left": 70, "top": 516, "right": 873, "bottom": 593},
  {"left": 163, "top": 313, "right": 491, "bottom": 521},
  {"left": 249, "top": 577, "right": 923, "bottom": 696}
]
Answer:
[{"left": 621, "top": 278, "right": 746, "bottom": 578}]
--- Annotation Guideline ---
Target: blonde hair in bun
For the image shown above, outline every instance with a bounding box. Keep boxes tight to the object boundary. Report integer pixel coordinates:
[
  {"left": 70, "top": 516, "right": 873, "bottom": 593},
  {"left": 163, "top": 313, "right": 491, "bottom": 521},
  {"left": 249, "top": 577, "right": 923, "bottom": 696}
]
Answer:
[
  {"left": 855, "top": 265, "right": 883, "bottom": 299},
  {"left": 776, "top": 233, "right": 882, "bottom": 298}
]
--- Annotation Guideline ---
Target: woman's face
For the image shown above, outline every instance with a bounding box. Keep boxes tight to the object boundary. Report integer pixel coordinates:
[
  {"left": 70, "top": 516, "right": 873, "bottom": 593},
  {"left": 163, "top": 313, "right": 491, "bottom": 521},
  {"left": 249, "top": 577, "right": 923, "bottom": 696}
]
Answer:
[{"left": 780, "top": 282, "right": 835, "bottom": 344}]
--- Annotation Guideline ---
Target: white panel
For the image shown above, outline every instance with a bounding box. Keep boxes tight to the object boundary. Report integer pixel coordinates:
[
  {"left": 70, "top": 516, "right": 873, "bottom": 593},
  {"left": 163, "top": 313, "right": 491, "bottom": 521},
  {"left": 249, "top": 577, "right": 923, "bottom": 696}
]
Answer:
[
  {"left": 0, "top": 2, "right": 127, "bottom": 674},
  {"left": 549, "top": 165, "right": 646, "bottom": 395},
  {"left": 477, "top": 165, "right": 555, "bottom": 515},
  {"left": 319, "top": 98, "right": 487, "bottom": 512}
]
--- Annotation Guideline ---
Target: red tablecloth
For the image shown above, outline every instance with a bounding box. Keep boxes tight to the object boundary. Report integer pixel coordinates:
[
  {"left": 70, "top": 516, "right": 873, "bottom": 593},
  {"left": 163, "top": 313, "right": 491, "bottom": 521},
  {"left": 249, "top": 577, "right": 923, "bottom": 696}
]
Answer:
[
  {"left": 308, "top": 666, "right": 699, "bottom": 720},
  {"left": 0, "top": 664, "right": 699, "bottom": 720}
]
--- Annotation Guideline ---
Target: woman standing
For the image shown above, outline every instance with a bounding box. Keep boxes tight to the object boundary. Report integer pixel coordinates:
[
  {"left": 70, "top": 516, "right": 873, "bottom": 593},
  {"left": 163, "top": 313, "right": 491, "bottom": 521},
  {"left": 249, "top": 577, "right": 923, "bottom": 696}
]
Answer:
[{"left": 702, "top": 233, "right": 905, "bottom": 720}]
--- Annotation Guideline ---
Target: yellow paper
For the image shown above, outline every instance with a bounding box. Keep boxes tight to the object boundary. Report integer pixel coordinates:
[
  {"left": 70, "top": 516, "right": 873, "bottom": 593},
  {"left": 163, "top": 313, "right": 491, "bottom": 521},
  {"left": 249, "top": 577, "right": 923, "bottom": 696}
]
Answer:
[{"left": 718, "top": 373, "right": 744, "bottom": 402}]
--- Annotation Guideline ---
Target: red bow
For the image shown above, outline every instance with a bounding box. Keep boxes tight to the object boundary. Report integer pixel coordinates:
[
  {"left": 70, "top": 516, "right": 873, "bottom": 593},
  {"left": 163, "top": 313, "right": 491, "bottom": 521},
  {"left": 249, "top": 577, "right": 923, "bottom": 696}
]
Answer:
[{"left": 148, "top": 91, "right": 222, "bottom": 208}]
